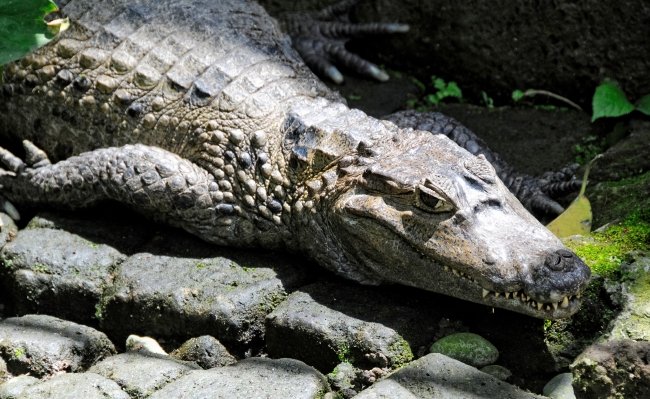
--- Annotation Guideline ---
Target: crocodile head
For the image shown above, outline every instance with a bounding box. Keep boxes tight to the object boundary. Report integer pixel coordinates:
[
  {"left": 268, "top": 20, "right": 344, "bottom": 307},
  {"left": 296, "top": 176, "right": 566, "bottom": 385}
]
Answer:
[{"left": 329, "top": 130, "right": 590, "bottom": 319}]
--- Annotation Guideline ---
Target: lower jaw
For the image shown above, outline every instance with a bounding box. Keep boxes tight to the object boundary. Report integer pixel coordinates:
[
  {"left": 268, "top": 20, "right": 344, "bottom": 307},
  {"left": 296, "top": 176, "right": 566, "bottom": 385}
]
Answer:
[{"left": 399, "top": 266, "right": 583, "bottom": 319}]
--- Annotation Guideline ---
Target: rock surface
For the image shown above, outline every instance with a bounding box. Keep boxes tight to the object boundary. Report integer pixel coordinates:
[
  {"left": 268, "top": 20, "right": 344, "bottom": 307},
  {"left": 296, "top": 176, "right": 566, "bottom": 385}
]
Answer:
[
  {"left": 605, "top": 252, "right": 650, "bottom": 341},
  {"left": 89, "top": 352, "right": 200, "bottom": 397},
  {"left": 570, "top": 339, "right": 650, "bottom": 399},
  {"left": 543, "top": 373, "right": 576, "bottom": 399},
  {"left": 147, "top": 357, "right": 330, "bottom": 399},
  {"left": 355, "top": 353, "right": 543, "bottom": 398},
  {"left": 429, "top": 332, "right": 499, "bottom": 368},
  {"left": 0, "top": 375, "right": 40, "bottom": 399},
  {"left": 170, "top": 335, "right": 237, "bottom": 369},
  {"left": 0, "top": 314, "right": 115, "bottom": 377},
  {"left": 480, "top": 364, "right": 513, "bottom": 382},
  {"left": 266, "top": 281, "right": 436, "bottom": 371},
  {"left": 16, "top": 372, "right": 129, "bottom": 399}
]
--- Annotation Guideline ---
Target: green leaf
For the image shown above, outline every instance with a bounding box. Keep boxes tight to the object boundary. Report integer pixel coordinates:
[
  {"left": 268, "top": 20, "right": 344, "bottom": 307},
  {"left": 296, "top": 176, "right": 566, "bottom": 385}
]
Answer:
[
  {"left": 0, "top": 0, "right": 59, "bottom": 66},
  {"left": 438, "top": 81, "right": 462, "bottom": 99},
  {"left": 512, "top": 90, "right": 524, "bottom": 102},
  {"left": 432, "top": 77, "right": 446, "bottom": 91},
  {"left": 634, "top": 94, "right": 650, "bottom": 116},
  {"left": 425, "top": 94, "right": 439, "bottom": 105},
  {"left": 591, "top": 83, "right": 635, "bottom": 122}
]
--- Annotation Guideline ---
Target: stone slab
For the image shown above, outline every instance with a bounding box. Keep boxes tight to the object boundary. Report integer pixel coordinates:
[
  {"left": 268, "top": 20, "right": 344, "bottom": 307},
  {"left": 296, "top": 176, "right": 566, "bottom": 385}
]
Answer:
[
  {"left": 1, "top": 221, "right": 126, "bottom": 322},
  {"left": 99, "top": 230, "right": 317, "bottom": 351},
  {"left": 89, "top": 352, "right": 199, "bottom": 397},
  {"left": 170, "top": 335, "right": 237, "bottom": 368},
  {"left": 17, "top": 373, "right": 129, "bottom": 399},
  {"left": 148, "top": 357, "right": 329, "bottom": 399},
  {"left": 355, "top": 353, "right": 544, "bottom": 399},
  {"left": 0, "top": 314, "right": 115, "bottom": 377},
  {"left": 266, "top": 281, "right": 437, "bottom": 372}
]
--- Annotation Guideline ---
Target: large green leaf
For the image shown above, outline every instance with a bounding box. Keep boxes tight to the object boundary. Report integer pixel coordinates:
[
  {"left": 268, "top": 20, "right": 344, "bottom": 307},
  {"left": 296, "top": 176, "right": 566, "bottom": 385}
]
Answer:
[
  {"left": 0, "top": 0, "right": 59, "bottom": 66},
  {"left": 591, "top": 83, "right": 635, "bottom": 122},
  {"left": 635, "top": 94, "right": 650, "bottom": 116}
]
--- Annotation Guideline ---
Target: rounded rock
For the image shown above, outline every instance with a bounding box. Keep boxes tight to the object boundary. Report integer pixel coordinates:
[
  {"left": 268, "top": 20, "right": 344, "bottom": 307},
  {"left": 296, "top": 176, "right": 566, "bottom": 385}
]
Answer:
[
  {"left": 479, "top": 365, "right": 512, "bottom": 381},
  {"left": 429, "top": 332, "right": 498, "bottom": 368},
  {"left": 542, "top": 373, "right": 576, "bottom": 399}
]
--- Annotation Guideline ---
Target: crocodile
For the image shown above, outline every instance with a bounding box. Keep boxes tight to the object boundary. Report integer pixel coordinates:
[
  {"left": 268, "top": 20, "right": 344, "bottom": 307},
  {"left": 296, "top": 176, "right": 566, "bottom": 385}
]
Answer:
[{"left": 0, "top": 0, "right": 590, "bottom": 319}]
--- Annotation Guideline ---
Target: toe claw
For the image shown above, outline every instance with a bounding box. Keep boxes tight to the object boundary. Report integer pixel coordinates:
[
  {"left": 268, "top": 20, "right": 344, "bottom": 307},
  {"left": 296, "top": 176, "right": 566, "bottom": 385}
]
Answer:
[
  {"left": 0, "top": 195, "right": 20, "bottom": 221},
  {"left": 0, "top": 147, "right": 25, "bottom": 173}
]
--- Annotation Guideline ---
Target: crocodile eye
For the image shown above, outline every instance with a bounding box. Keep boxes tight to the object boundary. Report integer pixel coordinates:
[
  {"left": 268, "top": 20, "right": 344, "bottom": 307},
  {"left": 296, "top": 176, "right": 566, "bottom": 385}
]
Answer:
[{"left": 416, "top": 185, "right": 456, "bottom": 213}]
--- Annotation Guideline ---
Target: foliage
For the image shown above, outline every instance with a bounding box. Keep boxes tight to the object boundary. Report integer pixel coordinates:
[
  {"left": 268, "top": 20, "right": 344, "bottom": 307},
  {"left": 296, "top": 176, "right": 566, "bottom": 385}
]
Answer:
[
  {"left": 572, "top": 136, "right": 606, "bottom": 166},
  {"left": 0, "top": 0, "right": 66, "bottom": 66},
  {"left": 481, "top": 91, "right": 494, "bottom": 108},
  {"left": 424, "top": 76, "right": 462, "bottom": 105},
  {"left": 591, "top": 80, "right": 650, "bottom": 122},
  {"left": 565, "top": 209, "right": 650, "bottom": 278}
]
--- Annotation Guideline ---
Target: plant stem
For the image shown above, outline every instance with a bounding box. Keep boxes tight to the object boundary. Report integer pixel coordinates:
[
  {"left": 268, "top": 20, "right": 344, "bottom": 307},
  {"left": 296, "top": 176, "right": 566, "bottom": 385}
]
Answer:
[{"left": 523, "top": 90, "right": 584, "bottom": 112}]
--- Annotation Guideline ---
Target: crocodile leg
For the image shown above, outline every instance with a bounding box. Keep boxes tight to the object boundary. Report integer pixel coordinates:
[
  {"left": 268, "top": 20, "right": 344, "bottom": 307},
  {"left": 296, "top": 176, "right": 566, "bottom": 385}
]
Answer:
[
  {"left": 383, "top": 110, "right": 582, "bottom": 216},
  {"left": 279, "top": 0, "right": 408, "bottom": 83},
  {"left": 0, "top": 141, "right": 229, "bottom": 239}
]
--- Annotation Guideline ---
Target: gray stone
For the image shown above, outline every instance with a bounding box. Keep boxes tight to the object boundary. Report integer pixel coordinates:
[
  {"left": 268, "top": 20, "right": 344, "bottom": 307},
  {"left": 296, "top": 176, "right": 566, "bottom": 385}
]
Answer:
[
  {"left": 0, "top": 375, "right": 40, "bottom": 399},
  {"left": 89, "top": 352, "right": 200, "bottom": 397},
  {"left": 148, "top": 357, "right": 330, "bottom": 399},
  {"left": 16, "top": 372, "right": 129, "bottom": 399},
  {"left": 266, "top": 282, "right": 436, "bottom": 372},
  {"left": 480, "top": 364, "right": 512, "bottom": 381},
  {"left": 0, "top": 357, "right": 6, "bottom": 383},
  {"left": 170, "top": 335, "right": 237, "bottom": 369},
  {"left": 328, "top": 362, "right": 356, "bottom": 391},
  {"left": 543, "top": 373, "right": 576, "bottom": 399},
  {"left": 1, "top": 218, "right": 126, "bottom": 322},
  {"left": 0, "top": 314, "right": 115, "bottom": 378},
  {"left": 125, "top": 335, "right": 168, "bottom": 355},
  {"left": 355, "top": 353, "right": 544, "bottom": 398},
  {"left": 602, "top": 252, "right": 650, "bottom": 341},
  {"left": 570, "top": 339, "right": 650, "bottom": 399},
  {"left": 429, "top": 332, "right": 499, "bottom": 368},
  {"left": 100, "top": 231, "right": 314, "bottom": 350},
  {"left": 0, "top": 213, "right": 17, "bottom": 251}
]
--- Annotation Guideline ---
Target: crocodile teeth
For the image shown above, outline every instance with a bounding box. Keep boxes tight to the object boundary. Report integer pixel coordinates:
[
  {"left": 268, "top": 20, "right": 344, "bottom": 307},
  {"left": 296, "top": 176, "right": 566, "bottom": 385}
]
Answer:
[
  {"left": 495, "top": 292, "right": 500, "bottom": 297},
  {"left": 561, "top": 296, "right": 569, "bottom": 308},
  {"left": 520, "top": 293, "right": 526, "bottom": 301},
  {"left": 444, "top": 266, "right": 449, "bottom": 271},
  {"left": 576, "top": 293, "right": 581, "bottom": 298},
  {"left": 537, "top": 303, "right": 543, "bottom": 310},
  {"left": 553, "top": 302, "right": 558, "bottom": 310},
  {"left": 512, "top": 292, "right": 518, "bottom": 297},
  {"left": 505, "top": 292, "right": 510, "bottom": 299},
  {"left": 546, "top": 305, "right": 551, "bottom": 311},
  {"left": 482, "top": 289, "right": 489, "bottom": 298},
  {"left": 452, "top": 269, "right": 458, "bottom": 275}
]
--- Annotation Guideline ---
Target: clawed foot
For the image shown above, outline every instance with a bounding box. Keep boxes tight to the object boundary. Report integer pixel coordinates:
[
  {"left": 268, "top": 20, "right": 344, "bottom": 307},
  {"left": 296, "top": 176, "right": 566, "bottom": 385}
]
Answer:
[
  {"left": 280, "top": 0, "right": 408, "bottom": 83},
  {"left": 525, "top": 164, "right": 583, "bottom": 215},
  {"left": 0, "top": 140, "right": 52, "bottom": 221}
]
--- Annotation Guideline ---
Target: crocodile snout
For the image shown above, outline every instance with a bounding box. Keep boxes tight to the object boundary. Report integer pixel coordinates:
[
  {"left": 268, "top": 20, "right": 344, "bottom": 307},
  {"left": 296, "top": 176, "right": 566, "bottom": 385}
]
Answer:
[{"left": 545, "top": 249, "right": 576, "bottom": 272}]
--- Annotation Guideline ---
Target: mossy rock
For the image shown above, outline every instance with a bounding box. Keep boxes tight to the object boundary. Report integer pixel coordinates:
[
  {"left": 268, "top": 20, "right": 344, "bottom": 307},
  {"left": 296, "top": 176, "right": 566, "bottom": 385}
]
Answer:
[{"left": 429, "top": 332, "right": 498, "bottom": 368}]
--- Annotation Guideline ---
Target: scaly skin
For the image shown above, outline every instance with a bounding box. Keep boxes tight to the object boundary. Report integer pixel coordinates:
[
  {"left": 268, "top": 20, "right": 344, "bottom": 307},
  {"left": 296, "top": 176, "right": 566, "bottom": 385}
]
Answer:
[{"left": 0, "top": 0, "right": 589, "bottom": 319}]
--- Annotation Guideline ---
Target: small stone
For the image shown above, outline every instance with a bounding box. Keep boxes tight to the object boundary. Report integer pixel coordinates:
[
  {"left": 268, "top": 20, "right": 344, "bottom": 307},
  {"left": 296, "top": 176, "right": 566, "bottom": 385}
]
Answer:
[
  {"left": 327, "top": 362, "right": 355, "bottom": 391},
  {"left": 170, "top": 335, "right": 237, "bottom": 369},
  {"left": 429, "top": 332, "right": 498, "bottom": 368},
  {"left": 126, "top": 334, "right": 168, "bottom": 355},
  {"left": 542, "top": 373, "right": 576, "bottom": 399},
  {"left": 0, "top": 375, "right": 41, "bottom": 398},
  {"left": 480, "top": 364, "right": 512, "bottom": 381}
]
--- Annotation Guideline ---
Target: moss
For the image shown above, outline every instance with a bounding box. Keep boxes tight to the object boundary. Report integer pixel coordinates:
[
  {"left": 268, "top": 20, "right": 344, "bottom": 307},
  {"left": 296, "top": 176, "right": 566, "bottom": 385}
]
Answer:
[
  {"left": 387, "top": 336, "right": 413, "bottom": 367},
  {"left": 590, "top": 171, "right": 650, "bottom": 228},
  {"left": 564, "top": 210, "right": 650, "bottom": 278}
]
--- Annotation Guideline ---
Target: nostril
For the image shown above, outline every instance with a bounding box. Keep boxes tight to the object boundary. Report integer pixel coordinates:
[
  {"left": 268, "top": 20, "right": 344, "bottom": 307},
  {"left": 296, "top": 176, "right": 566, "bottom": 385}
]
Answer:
[
  {"left": 545, "top": 253, "right": 564, "bottom": 271},
  {"left": 558, "top": 249, "right": 574, "bottom": 259}
]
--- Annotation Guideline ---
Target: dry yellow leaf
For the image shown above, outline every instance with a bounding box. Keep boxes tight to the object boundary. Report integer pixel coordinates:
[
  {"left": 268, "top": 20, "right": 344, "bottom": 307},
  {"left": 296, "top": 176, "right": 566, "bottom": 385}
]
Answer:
[{"left": 547, "top": 155, "right": 602, "bottom": 238}]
